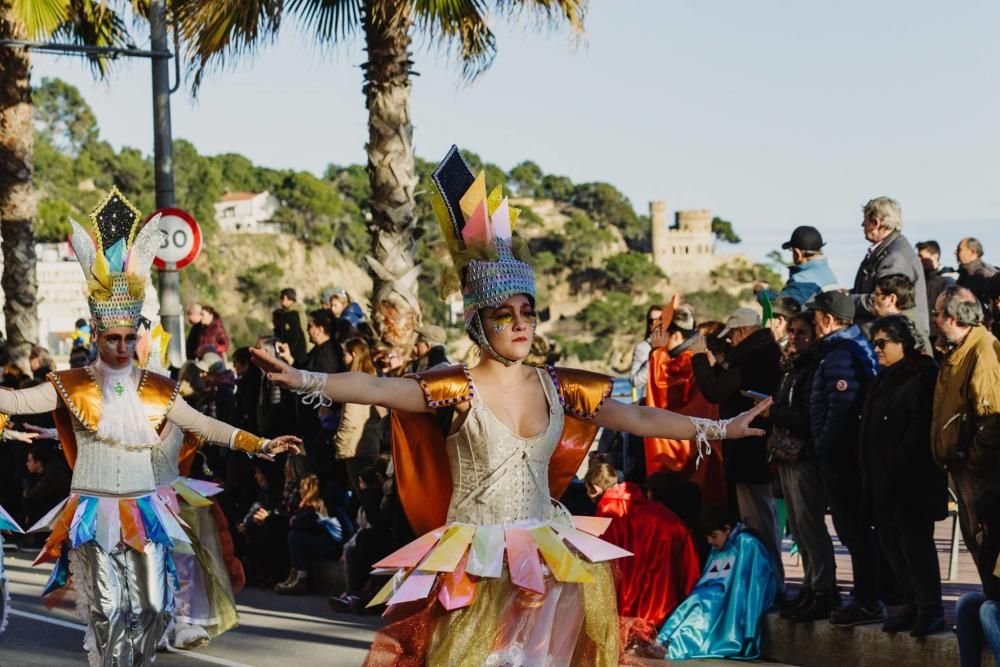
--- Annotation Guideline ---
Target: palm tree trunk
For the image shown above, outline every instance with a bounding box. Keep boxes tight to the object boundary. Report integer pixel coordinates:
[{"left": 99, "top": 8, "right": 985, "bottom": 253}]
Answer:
[
  {"left": 0, "top": 5, "right": 38, "bottom": 371},
  {"left": 362, "top": 0, "right": 421, "bottom": 358}
]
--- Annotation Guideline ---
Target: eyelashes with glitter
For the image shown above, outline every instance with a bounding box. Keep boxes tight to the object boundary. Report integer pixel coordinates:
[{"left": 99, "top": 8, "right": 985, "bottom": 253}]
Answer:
[{"left": 489, "top": 311, "right": 537, "bottom": 334}]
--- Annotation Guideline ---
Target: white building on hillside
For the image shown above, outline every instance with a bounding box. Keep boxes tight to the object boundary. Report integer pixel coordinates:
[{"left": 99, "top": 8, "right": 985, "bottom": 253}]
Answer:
[{"left": 214, "top": 191, "right": 281, "bottom": 233}]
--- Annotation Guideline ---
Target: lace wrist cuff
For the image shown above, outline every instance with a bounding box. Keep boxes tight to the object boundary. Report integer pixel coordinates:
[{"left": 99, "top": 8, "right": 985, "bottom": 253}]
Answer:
[
  {"left": 294, "top": 370, "right": 332, "bottom": 408},
  {"left": 689, "top": 416, "right": 733, "bottom": 468}
]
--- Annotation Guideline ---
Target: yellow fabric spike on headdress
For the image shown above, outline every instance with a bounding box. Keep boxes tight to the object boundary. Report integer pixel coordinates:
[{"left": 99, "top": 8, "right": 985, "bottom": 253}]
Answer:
[
  {"left": 459, "top": 171, "right": 487, "bottom": 222},
  {"left": 431, "top": 190, "right": 460, "bottom": 256},
  {"left": 509, "top": 205, "right": 521, "bottom": 230},
  {"left": 91, "top": 245, "right": 111, "bottom": 293},
  {"left": 487, "top": 184, "right": 503, "bottom": 216}
]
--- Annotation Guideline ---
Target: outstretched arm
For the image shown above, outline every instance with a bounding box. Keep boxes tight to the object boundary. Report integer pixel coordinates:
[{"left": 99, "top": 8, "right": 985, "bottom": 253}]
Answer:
[
  {"left": 251, "top": 348, "right": 430, "bottom": 413},
  {"left": 0, "top": 383, "right": 59, "bottom": 416},
  {"left": 167, "top": 396, "right": 301, "bottom": 457},
  {"left": 592, "top": 395, "right": 770, "bottom": 440}
]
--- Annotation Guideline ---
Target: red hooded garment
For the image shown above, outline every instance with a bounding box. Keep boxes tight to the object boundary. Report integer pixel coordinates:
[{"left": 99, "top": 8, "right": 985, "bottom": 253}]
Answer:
[
  {"left": 596, "top": 482, "right": 701, "bottom": 629},
  {"left": 644, "top": 347, "right": 728, "bottom": 506}
]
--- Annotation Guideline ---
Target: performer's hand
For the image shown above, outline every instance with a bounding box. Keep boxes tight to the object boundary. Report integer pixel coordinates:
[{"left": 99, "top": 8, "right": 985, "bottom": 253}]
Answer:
[
  {"left": 726, "top": 398, "right": 772, "bottom": 439},
  {"left": 263, "top": 435, "right": 302, "bottom": 457},
  {"left": 22, "top": 424, "right": 58, "bottom": 440},
  {"left": 251, "top": 348, "right": 304, "bottom": 390},
  {"left": 7, "top": 429, "right": 39, "bottom": 443}
]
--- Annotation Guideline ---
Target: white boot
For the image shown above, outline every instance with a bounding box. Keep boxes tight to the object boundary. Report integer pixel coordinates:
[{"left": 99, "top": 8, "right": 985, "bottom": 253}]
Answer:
[{"left": 173, "top": 622, "right": 210, "bottom": 649}]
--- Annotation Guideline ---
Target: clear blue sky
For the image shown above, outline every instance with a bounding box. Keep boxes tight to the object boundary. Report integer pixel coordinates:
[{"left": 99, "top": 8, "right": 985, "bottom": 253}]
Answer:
[{"left": 32, "top": 0, "right": 1000, "bottom": 286}]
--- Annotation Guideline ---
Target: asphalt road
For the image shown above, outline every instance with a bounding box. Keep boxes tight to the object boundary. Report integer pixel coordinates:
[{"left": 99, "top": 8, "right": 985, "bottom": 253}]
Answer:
[
  {"left": 2, "top": 546, "right": 792, "bottom": 666},
  {"left": 1, "top": 548, "right": 382, "bottom": 667}
]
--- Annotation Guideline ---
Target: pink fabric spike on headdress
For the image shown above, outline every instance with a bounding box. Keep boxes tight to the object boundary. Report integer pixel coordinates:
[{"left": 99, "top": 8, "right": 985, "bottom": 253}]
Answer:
[{"left": 460, "top": 200, "right": 493, "bottom": 247}]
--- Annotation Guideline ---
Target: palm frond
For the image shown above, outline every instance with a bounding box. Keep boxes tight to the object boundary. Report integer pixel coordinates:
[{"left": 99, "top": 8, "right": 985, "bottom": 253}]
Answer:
[
  {"left": 412, "top": 0, "right": 496, "bottom": 80},
  {"left": 54, "top": 0, "right": 134, "bottom": 75},
  {"left": 10, "top": 0, "right": 70, "bottom": 39},
  {"left": 287, "top": 0, "right": 361, "bottom": 42},
  {"left": 413, "top": 0, "right": 587, "bottom": 81},
  {"left": 172, "top": 0, "right": 285, "bottom": 91}
]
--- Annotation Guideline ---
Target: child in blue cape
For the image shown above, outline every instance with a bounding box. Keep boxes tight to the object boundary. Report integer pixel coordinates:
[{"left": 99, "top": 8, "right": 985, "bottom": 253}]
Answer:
[{"left": 657, "top": 505, "right": 777, "bottom": 660}]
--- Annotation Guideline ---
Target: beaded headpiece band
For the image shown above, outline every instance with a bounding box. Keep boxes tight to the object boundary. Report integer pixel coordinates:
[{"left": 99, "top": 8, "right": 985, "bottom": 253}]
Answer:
[
  {"left": 69, "top": 187, "right": 164, "bottom": 332},
  {"left": 431, "top": 146, "right": 537, "bottom": 361}
]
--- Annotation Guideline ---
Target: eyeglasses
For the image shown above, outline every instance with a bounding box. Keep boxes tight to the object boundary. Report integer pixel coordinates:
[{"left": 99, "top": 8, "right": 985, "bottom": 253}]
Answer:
[{"left": 872, "top": 338, "right": 895, "bottom": 350}]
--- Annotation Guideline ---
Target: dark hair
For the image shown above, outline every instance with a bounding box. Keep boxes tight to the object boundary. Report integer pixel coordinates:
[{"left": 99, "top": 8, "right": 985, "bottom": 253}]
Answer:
[
  {"left": 962, "top": 238, "right": 985, "bottom": 259},
  {"left": 871, "top": 315, "right": 924, "bottom": 358},
  {"left": 875, "top": 273, "right": 916, "bottom": 310},
  {"left": 916, "top": 241, "right": 941, "bottom": 257},
  {"left": 334, "top": 318, "right": 356, "bottom": 343},
  {"left": 74, "top": 318, "right": 88, "bottom": 328},
  {"left": 941, "top": 285, "right": 984, "bottom": 327},
  {"left": 280, "top": 288, "right": 297, "bottom": 301},
  {"left": 69, "top": 345, "right": 90, "bottom": 358},
  {"left": 990, "top": 273, "right": 1000, "bottom": 301},
  {"left": 202, "top": 305, "right": 220, "bottom": 320},
  {"left": 790, "top": 311, "right": 815, "bottom": 332},
  {"left": 699, "top": 504, "right": 736, "bottom": 536},
  {"left": 308, "top": 309, "right": 337, "bottom": 337},
  {"left": 644, "top": 304, "right": 664, "bottom": 339},
  {"left": 232, "top": 346, "right": 252, "bottom": 366},
  {"left": 28, "top": 447, "right": 50, "bottom": 466}
]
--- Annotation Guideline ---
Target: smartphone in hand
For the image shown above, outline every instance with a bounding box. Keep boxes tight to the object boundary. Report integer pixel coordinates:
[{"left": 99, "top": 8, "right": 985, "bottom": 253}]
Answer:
[{"left": 740, "top": 389, "right": 771, "bottom": 403}]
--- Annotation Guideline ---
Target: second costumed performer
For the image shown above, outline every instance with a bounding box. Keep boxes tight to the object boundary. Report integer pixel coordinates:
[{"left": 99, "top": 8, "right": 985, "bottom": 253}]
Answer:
[
  {"left": 0, "top": 187, "right": 300, "bottom": 666},
  {"left": 254, "top": 146, "right": 770, "bottom": 666}
]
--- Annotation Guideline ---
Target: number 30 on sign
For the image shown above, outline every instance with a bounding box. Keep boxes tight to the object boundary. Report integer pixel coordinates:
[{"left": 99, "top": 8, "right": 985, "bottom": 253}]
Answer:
[{"left": 150, "top": 208, "right": 202, "bottom": 271}]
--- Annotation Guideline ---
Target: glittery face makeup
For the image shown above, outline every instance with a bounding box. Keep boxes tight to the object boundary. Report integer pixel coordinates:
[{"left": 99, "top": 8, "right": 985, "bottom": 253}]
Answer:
[
  {"left": 99, "top": 331, "right": 139, "bottom": 366},
  {"left": 490, "top": 313, "right": 514, "bottom": 334}
]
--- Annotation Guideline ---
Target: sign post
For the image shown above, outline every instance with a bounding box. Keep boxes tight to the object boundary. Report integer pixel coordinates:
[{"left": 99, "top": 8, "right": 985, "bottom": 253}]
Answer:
[{"left": 151, "top": 208, "right": 202, "bottom": 368}]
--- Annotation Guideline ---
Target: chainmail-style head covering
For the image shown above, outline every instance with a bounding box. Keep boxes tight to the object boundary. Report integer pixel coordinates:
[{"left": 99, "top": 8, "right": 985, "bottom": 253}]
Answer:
[
  {"left": 431, "top": 146, "right": 537, "bottom": 360},
  {"left": 69, "top": 187, "right": 164, "bottom": 332}
]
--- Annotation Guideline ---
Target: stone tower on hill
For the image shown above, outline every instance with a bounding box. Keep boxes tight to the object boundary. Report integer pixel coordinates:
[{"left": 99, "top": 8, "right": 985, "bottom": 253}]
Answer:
[{"left": 650, "top": 201, "right": 719, "bottom": 277}]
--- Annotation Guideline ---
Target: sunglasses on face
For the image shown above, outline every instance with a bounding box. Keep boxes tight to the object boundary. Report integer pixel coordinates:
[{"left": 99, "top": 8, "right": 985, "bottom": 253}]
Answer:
[{"left": 872, "top": 338, "right": 895, "bottom": 350}]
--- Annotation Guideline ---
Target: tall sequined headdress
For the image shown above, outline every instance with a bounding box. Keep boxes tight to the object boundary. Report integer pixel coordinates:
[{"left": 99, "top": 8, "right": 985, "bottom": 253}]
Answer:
[
  {"left": 69, "top": 187, "right": 164, "bottom": 332},
  {"left": 431, "top": 145, "right": 536, "bottom": 332}
]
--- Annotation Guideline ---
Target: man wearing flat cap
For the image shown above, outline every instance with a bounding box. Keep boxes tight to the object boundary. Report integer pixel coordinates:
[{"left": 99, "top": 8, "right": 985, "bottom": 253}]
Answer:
[{"left": 809, "top": 291, "right": 883, "bottom": 627}]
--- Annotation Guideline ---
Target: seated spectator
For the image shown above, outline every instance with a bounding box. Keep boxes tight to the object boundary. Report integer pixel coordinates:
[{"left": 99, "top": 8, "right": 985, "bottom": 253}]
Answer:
[
  {"left": 239, "top": 459, "right": 300, "bottom": 588},
  {"left": 330, "top": 464, "right": 393, "bottom": 613},
  {"left": 22, "top": 446, "right": 71, "bottom": 528},
  {"left": 656, "top": 505, "right": 777, "bottom": 660},
  {"left": 276, "top": 474, "right": 347, "bottom": 595},
  {"left": 860, "top": 315, "right": 946, "bottom": 636},
  {"left": 588, "top": 459, "right": 700, "bottom": 634},
  {"left": 327, "top": 287, "right": 366, "bottom": 327}
]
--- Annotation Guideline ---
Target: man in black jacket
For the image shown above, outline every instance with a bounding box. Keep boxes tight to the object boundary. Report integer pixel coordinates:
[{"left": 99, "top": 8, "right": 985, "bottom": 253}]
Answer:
[
  {"left": 273, "top": 288, "right": 310, "bottom": 366},
  {"left": 956, "top": 237, "right": 997, "bottom": 313},
  {"left": 692, "top": 306, "right": 784, "bottom": 593},
  {"left": 916, "top": 241, "right": 957, "bottom": 344}
]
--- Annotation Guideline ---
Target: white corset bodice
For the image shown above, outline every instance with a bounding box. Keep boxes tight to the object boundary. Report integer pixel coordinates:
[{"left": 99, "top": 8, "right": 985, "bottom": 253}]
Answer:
[
  {"left": 445, "top": 367, "right": 564, "bottom": 525},
  {"left": 71, "top": 428, "right": 157, "bottom": 497}
]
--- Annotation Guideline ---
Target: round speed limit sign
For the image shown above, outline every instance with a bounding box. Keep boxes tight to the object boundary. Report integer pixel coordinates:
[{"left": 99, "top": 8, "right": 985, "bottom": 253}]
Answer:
[{"left": 151, "top": 208, "right": 202, "bottom": 270}]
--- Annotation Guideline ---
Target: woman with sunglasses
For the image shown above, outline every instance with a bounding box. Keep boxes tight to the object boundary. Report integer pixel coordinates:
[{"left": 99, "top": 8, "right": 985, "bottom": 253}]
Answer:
[{"left": 859, "top": 314, "right": 947, "bottom": 637}]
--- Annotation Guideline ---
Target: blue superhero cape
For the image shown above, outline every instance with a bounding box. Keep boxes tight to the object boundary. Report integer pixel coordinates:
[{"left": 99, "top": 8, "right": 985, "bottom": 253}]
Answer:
[{"left": 657, "top": 523, "right": 777, "bottom": 660}]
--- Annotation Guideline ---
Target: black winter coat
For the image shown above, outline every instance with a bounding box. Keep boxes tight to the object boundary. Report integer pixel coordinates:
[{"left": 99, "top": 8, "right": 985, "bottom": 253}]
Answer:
[
  {"left": 692, "top": 328, "right": 781, "bottom": 484},
  {"left": 770, "top": 348, "right": 820, "bottom": 458},
  {"left": 859, "top": 355, "right": 948, "bottom": 525}
]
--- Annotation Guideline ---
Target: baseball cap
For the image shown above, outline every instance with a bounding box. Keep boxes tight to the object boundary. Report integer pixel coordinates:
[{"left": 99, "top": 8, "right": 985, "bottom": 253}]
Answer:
[
  {"left": 415, "top": 324, "right": 447, "bottom": 346},
  {"left": 195, "top": 352, "right": 224, "bottom": 372},
  {"left": 812, "top": 291, "right": 855, "bottom": 323},
  {"left": 668, "top": 307, "right": 696, "bottom": 334},
  {"left": 718, "top": 307, "right": 762, "bottom": 338},
  {"left": 781, "top": 226, "right": 825, "bottom": 251}
]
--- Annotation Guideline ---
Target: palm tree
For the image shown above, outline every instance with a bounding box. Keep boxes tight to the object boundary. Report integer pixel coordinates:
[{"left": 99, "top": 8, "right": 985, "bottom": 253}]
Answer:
[
  {"left": 0, "top": 1, "right": 137, "bottom": 368},
  {"left": 174, "top": 0, "right": 587, "bottom": 353}
]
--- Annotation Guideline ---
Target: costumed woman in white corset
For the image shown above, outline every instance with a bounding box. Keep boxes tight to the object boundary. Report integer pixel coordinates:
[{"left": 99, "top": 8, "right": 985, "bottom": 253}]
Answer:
[
  {"left": 0, "top": 188, "right": 300, "bottom": 666},
  {"left": 253, "top": 145, "right": 771, "bottom": 667}
]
